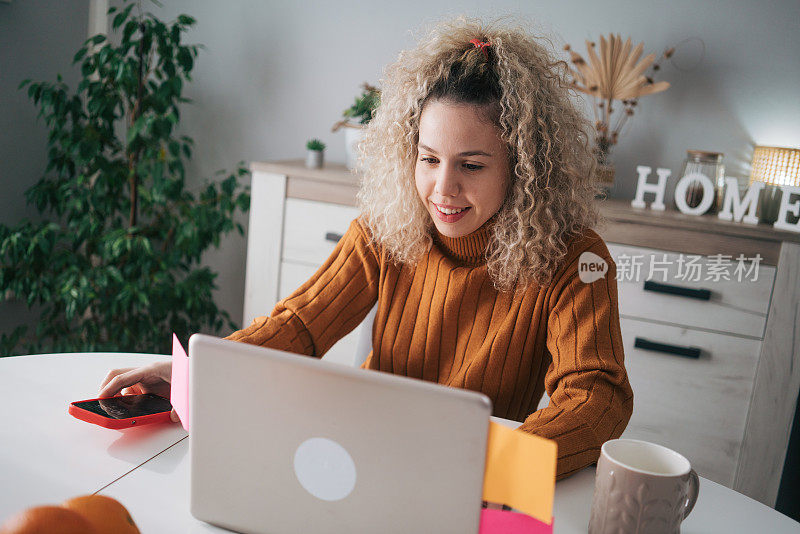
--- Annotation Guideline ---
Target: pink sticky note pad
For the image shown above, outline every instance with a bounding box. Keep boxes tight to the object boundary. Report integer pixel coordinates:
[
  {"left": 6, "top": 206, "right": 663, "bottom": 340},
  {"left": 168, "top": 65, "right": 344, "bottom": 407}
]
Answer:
[
  {"left": 479, "top": 509, "right": 553, "bottom": 534},
  {"left": 170, "top": 333, "right": 190, "bottom": 431}
]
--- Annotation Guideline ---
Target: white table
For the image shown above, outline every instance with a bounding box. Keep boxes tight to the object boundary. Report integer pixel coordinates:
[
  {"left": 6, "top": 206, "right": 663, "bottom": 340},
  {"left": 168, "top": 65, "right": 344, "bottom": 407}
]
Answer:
[
  {"left": 2, "top": 353, "right": 798, "bottom": 533},
  {"left": 0, "top": 353, "right": 188, "bottom": 518}
]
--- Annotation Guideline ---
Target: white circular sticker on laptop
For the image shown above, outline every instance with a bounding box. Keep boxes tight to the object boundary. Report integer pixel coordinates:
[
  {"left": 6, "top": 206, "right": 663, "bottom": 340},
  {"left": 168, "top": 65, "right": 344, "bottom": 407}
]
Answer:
[{"left": 293, "top": 437, "right": 356, "bottom": 501}]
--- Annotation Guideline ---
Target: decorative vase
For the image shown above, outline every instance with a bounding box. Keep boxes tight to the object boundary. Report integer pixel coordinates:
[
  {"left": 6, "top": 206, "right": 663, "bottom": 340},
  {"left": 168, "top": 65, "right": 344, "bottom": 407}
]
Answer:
[
  {"left": 345, "top": 126, "right": 364, "bottom": 170},
  {"left": 594, "top": 145, "right": 615, "bottom": 196},
  {"left": 305, "top": 149, "right": 324, "bottom": 169},
  {"left": 595, "top": 164, "right": 615, "bottom": 187}
]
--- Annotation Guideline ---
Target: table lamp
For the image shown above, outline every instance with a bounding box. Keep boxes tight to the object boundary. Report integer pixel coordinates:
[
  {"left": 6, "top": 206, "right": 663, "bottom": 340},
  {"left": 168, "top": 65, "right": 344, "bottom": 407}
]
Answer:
[{"left": 750, "top": 145, "right": 800, "bottom": 224}]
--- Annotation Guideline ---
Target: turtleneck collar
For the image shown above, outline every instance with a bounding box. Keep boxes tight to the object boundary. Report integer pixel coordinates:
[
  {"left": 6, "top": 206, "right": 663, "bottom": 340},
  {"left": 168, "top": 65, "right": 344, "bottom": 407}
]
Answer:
[{"left": 432, "top": 211, "right": 499, "bottom": 265}]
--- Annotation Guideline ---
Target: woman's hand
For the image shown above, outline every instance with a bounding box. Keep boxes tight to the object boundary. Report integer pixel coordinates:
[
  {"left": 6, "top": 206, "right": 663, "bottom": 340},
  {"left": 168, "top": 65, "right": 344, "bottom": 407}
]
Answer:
[{"left": 98, "top": 361, "right": 180, "bottom": 423}]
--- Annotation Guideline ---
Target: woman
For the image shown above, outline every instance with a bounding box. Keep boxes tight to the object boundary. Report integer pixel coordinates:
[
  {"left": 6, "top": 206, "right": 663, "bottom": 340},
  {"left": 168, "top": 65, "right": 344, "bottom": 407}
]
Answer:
[{"left": 100, "top": 18, "right": 633, "bottom": 480}]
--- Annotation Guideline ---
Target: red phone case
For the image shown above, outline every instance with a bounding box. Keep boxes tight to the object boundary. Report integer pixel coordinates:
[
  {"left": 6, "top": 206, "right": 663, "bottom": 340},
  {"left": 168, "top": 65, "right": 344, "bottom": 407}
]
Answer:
[{"left": 69, "top": 395, "right": 173, "bottom": 429}]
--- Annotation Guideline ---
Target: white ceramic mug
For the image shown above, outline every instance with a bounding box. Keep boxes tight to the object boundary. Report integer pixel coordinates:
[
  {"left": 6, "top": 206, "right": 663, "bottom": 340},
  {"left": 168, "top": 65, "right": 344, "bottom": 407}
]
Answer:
[{"left": 588, "top": 439, "right": 700, "bottom": 533}]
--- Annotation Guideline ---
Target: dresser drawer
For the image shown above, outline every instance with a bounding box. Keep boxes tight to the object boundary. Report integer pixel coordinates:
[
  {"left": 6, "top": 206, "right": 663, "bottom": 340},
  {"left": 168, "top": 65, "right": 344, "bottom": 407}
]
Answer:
[
  {"left": 618, "top": 316, "right": 762, "bottom": 487},
  {"left": 607, "top": 243, "right": 776, "bottom": 338},
  {"left": 283, "top": 198, "right": 360, "bottom": 266},
  {"left": 278, "top": 260, "right": 365, "bottom": 367}
]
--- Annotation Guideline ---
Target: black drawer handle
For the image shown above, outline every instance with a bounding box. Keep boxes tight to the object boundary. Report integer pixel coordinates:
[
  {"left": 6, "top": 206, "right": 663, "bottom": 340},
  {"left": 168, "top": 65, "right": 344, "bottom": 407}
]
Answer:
[
  {"left": 634, "top": 337, "right": 701, "bottom": 359},
  {"left": 643, "top": 280, "right": 711, "bottom": 301},
  {"left": 325, "top": 232, "right": 344, "bottom": 243}
]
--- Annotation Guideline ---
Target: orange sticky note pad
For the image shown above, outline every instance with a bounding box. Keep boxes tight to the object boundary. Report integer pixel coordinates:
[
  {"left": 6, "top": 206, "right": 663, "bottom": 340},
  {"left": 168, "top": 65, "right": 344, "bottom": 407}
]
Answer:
[{"left": 482, "top": 422, "right": 557, "bottom": 524}]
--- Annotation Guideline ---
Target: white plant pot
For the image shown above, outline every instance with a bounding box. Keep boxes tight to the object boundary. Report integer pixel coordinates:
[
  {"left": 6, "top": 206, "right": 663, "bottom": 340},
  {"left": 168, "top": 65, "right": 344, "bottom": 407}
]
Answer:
[
  {"left": 345, "top": 127, "right": 364, "bottom": 170},
  {"left": 305, "top": 150, "right": 324, "bottom": 169}
]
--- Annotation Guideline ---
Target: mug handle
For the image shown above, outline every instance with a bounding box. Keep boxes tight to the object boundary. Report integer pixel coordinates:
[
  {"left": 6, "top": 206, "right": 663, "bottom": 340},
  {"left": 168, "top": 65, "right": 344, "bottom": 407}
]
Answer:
[{"left": 682, "top": 468, "right": 700, "bottom": 519}]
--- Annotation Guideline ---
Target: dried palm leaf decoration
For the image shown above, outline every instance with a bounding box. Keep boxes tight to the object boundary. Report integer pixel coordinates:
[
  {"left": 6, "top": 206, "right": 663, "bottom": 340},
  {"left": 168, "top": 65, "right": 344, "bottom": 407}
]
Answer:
[{"left": 565, "top": 35, "right": 674, "bottom": 165}]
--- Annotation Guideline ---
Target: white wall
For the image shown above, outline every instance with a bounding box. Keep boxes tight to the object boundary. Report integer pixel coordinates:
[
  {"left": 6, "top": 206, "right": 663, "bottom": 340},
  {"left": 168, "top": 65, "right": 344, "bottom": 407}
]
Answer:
[{"left": 3, "top": 0, "right": 799, "bottom": 336}]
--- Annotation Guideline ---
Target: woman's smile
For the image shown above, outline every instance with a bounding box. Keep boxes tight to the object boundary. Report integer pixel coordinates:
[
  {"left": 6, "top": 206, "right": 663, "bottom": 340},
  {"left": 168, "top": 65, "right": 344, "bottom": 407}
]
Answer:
[{"left": 434, "top": 203, "right": 471, "bottom": 222}]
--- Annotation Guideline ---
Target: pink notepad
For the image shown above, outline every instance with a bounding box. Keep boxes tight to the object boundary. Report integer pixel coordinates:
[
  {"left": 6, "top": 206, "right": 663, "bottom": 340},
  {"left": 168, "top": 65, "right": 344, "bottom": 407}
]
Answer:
[
  {"left": 480, "top": 508, "right": 553, "bottom": 533},
  {"left": 170, "top": 333, "right": 190, "bottom": 431}
]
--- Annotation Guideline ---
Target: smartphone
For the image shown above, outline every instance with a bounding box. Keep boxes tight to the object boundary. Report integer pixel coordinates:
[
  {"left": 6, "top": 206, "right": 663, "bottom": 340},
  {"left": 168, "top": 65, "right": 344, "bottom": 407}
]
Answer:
[{"left": 69, "top": 393, "right": 173, "bottom": 429}]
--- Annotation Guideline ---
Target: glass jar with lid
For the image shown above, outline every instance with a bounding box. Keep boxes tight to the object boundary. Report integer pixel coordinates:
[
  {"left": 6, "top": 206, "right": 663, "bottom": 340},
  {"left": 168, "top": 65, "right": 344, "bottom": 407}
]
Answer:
[{"left": 674, "top": 150, "right": 725, "bottom": 214}]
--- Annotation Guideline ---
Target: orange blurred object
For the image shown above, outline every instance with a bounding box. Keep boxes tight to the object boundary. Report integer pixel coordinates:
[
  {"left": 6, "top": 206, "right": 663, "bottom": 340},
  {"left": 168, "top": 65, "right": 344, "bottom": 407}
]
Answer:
[
  {"left": 0, "top": 505, "right": 97, "bottom": 534},
  {"left": 61, "top": 495, "right": 140, "bottom": 534}
]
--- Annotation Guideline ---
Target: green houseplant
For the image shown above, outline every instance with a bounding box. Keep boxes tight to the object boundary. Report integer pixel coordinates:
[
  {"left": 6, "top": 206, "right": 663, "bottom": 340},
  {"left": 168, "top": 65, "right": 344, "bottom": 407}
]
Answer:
[
  {"left": 331, "top": 82, "right": 380, "bottom": 170},
  {"left": 305, "top": 139, "right": 326, "bottom": 151},
  {"left": 342, "top": 82, "right": 380, "bottom": 125},
  {"left": 0, "top": 0, "right": 250, "bottom": 356},
  {"left": 305, "top": 139, "right": 326, "bottom": 169}
]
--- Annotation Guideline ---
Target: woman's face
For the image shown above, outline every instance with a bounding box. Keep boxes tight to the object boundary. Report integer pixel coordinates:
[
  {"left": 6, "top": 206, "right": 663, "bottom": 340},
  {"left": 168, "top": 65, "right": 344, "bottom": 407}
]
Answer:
[{"left": 415, "top": 99, "right": 510, "bottom": 239}]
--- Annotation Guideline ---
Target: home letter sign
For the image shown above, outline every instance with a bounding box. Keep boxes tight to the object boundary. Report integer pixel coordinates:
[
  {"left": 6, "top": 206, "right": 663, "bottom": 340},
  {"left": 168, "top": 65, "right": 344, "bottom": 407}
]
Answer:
[
  {"left": 631, "top": 164, "right": 800, "bottom": 233},
  {"left": 631, "top": 166, "right": 670, "bottom": 211},
  {"left": 718, "top": 178, "right": 762, "bottom": 225},
  {"left": 674, "top": 172, "right": 715, "bottom": 215},
  {"left": 774, "top": 186, "right": 800, "bottom": 233}
]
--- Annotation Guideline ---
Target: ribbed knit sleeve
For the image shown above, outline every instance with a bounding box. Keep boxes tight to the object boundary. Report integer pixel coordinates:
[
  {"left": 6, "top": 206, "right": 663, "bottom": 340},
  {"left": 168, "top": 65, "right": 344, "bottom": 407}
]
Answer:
[
  {"left": 224, "top": 218, "right": 380, "bottom": 357},
  {"left": 518, "top": 240, "right": 634, "bottom": 480}
]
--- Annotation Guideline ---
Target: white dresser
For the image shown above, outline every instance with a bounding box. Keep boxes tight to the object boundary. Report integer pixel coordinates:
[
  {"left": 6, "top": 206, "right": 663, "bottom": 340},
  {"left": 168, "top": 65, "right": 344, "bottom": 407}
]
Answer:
[
  {"left": 276, "top": 198, "right": 366, "bottom": 367},
  {"left": 242, "top": 160, "right": 800, "bottom": 509},
  {"left": 608, "top": 244, "right": 774, "bottom": 487}
]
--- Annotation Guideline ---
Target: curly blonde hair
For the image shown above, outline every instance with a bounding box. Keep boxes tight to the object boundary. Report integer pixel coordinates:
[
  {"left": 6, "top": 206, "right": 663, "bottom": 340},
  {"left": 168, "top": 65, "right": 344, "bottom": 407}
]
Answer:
[{"left": 356, "top": 16, "right": 602, "bottom": 292}]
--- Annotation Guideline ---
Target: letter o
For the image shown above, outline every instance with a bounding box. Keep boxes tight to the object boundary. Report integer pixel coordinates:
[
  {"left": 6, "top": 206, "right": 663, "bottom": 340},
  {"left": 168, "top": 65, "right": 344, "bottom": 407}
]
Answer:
[{"left": 675, "top": 172, "right": 715, "bottom": 215}]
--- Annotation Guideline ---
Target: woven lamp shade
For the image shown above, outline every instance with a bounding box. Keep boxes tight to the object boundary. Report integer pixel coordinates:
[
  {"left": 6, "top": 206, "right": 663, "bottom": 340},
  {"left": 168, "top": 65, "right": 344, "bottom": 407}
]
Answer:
[{"left": 748, "top": 146, "right": 800, "bottom": 187}]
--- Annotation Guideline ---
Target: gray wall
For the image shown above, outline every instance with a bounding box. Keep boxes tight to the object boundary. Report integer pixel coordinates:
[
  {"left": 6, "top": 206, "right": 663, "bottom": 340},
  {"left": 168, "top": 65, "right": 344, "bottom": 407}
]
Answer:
[
  {"left": 149, "top": 0, "right": 800, "bottom": 330},
  {"left": 3, "top": 0, "right": 799, "bottom": 338},
  {"left": 0, "top": 0, "right": 89, "bottom": 340}
]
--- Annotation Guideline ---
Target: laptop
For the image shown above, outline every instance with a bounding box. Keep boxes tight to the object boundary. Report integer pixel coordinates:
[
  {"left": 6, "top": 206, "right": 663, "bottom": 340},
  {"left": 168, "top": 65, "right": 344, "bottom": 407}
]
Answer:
[{"left": 188, "top": 333, "right": 492, "bottom": 534}]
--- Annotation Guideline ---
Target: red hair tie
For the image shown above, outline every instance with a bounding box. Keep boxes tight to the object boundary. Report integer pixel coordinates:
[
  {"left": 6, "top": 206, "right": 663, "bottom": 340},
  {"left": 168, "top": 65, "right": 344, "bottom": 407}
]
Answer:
[{"left": 469, "top": 38, "right": 491, "bottom": 59}]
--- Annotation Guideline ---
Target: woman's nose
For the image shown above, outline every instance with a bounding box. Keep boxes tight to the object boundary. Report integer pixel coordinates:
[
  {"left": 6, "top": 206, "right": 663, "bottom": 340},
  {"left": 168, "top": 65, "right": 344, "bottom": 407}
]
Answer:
[{"left": 434, "top": 165, "right": 460, "bottom": 197}]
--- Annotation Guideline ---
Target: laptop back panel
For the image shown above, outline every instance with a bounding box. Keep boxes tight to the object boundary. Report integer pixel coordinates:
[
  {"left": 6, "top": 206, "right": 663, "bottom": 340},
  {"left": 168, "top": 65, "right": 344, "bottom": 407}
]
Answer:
[{"left": 188, "top": 334, "right": 491, "bottom": 534}]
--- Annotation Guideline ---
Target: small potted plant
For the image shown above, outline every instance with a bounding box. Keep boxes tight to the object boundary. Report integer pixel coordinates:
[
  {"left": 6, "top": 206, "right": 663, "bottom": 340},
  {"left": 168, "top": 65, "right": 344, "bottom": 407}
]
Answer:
[
  {"left": 305, "top": 138, "right": 326, "bottom": 169},
  {"left": 331, "top": 82, "right": 380, "bottom": 170}
]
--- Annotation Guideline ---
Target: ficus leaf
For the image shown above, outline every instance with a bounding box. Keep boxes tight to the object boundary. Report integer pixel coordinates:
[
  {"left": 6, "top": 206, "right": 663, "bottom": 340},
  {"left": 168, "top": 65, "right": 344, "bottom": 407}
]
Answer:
[
  {"left": 73, "top": 48, "right": 88, "bottom": 63},
  {"left": 113, "top": 3, "right": 135, "bottom": 31}
]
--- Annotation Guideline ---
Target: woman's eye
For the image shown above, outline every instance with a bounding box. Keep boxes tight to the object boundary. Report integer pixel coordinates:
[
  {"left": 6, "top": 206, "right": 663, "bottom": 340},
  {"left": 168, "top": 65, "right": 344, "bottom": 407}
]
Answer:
[{"left": 419, "top": 156, "right": 483, "bottom": 172}]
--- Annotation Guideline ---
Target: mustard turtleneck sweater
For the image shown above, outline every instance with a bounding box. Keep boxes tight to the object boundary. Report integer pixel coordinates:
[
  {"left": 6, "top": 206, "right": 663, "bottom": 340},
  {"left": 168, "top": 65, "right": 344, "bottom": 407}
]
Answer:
[{"left": 225, "top": 214, "right": 634, "bottom": 480}]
